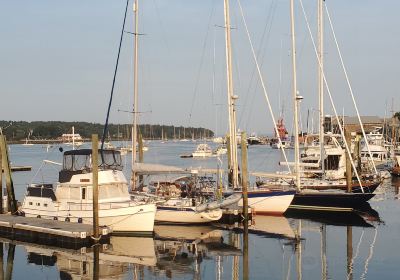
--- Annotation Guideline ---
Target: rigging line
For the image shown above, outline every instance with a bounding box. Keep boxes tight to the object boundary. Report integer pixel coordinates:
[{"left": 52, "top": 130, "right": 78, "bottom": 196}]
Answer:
[
  {"left": 187, "top": 1, "right": 217, "bottom": 127},
  {"left": 360, "top": 228, "right": 378, "bottom": 280},
  {"left": 101, "top": 0, "right": 130, "bottom": 150},
  {"left": 346, "top": 229, "right": 365, "bottom": 280},
  {"left": 237, "top": 0, "right": 291, "bottom": 172},
  {"left": 237, "top": 0, "right": 278, "bottom": 129},
  {"left": 299, "top": 0, "right": 364, "bottom": 191},
  {"left": 241, "top": 0, "right": 278, "bottom": 131},
  {"left": 151, "top": 0, "right": 171, "bottom": 54},
  {"left": 324, "top": 3, "right": 378, "bottom": 174}
]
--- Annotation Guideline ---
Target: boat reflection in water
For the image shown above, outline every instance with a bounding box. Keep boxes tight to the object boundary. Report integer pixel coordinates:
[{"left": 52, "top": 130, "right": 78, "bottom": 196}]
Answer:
[
  {"left": 9, "top": 236, "right": 156, "bottom": 280},
  {"left": 285, "top": 202, "right": 381, "bottom": 227},
  {"left": 153, "top": 224, "right": 241, "bottom": 279}
]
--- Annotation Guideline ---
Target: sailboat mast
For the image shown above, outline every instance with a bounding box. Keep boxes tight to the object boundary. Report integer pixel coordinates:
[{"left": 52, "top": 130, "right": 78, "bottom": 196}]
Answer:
[
  {"left": 131, "top": 0, "right": 139, "bottom": 188},
  {"left": 72, "top": 126, "right": 75, "bottom": 150},
  {"left": 290, "top": 0, "right": 301, "bottom": 189},
  {"left": 223, "top": 0, "right": 239, "bottom": 188},
  {"left": 318, "top": 0, "right": 325, "bottom": 177}
]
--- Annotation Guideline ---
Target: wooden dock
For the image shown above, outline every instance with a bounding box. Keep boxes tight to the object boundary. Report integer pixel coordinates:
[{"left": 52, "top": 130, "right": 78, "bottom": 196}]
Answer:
[
  {"left": 1, "top": 165, "right": 32, "bottom": 172},
  {"left": 10, "top": 165, "right": 32, "bottom": 172},
  {"left": 0, "top": 214, "right": 111, "bottom": 249}
]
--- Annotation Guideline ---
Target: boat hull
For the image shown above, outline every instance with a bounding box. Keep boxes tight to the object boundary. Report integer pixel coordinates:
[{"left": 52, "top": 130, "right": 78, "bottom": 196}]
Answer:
[
  {"left": 237, "top": 190, "right": 295, "bottom": 215},
  {"left": 22, "top": 203, "right": 156, "bottom": 234},
  {"left": 155, "top": 206, "right": 223, "bottom": 224},
  {"left": 291, "top": 191, "right": 375, "bottom": 208},
  {"left": 300, "top": 180, "right": 380, "bottom": 194}
]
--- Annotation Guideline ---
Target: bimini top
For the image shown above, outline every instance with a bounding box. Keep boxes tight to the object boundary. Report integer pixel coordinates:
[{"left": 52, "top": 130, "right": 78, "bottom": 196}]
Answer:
[{"left": 62, "top": 149, "right": 123, "bottom": 172}]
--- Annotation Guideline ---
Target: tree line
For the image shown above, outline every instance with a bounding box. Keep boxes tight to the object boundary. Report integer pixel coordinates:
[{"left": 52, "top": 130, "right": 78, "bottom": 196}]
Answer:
[{"left": 0, "top": 121, "right": 214, "bottom": 141}]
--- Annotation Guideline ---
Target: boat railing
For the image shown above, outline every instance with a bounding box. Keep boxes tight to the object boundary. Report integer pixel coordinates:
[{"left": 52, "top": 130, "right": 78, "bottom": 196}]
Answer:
[{"left": 64, "top": 200, "right": 138, "bottom": 211}]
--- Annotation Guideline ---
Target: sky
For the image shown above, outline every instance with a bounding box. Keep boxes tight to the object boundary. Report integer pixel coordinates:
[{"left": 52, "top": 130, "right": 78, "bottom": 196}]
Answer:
[{"left": 0, "top": 0, "right": 399, "bottom": 135}]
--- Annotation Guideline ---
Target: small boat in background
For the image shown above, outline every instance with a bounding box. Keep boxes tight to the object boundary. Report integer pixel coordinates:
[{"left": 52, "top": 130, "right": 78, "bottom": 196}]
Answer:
[{"left": 192, "top": 143, "right": 213, "bottom": 158}]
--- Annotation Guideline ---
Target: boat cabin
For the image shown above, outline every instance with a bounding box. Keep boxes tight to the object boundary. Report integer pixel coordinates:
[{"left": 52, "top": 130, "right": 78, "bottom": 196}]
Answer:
[{"left": 59, "top": 149, "right": 123, "bottom": 183}]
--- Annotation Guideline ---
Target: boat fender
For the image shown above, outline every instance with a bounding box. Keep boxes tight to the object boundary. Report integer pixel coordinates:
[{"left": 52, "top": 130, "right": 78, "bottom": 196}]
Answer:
[
  {"left": 37, "top": 215, "right": 41, "bottom": 218},
  {"left": 78, "top": 218, "right": 83, "bottom": 223},
  {"left": 53, "top": 217, "right": 58, "bottom": 221},
  {"left": 65, "top": 217, "right": 70, "bottom": 222}
]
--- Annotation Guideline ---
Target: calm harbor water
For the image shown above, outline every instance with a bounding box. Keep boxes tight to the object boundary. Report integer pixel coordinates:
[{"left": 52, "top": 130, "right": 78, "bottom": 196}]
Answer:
[{"left": 3, "top": 141, "right": 400, "bottom": 279}]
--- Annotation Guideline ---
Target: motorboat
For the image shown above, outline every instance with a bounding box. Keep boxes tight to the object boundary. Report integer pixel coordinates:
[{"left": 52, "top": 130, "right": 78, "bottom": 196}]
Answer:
[
  {"left": 21, "top": 149, "right": 156, "bottom": 234},
  {"left": 192, "top": 143, "right": 213, "bottom": 158},
  {"left": 247, "top": 133, "right": 263, "bottom": 145}
]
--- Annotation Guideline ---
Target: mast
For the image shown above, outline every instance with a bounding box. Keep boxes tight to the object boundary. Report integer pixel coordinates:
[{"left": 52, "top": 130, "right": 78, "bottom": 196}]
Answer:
[
  {"left": 318, "top": 0, "right": 325, "bottom": 177},
  {"left": 224, "top": 0, "right": 239, "bottom": 188},
  {"left": 290, "top": 0, "right": 301, "bottom": 190},
  {"left": 131, "top": 0, "right": 139, "bottom": 189},
  {"left": 72, "top": 126, "right": 75, "bottom": 150}
]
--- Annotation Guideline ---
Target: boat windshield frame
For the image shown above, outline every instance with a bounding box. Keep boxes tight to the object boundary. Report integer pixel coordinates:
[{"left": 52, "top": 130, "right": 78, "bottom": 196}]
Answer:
[{"left": 62, "top": 149, "right": 123, "bottom": 171}]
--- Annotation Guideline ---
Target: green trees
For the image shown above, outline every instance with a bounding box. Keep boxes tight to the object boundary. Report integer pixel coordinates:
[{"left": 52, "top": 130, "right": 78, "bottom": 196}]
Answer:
[{"left": 0, "top": 120, "right": 214, "bottom": 141}]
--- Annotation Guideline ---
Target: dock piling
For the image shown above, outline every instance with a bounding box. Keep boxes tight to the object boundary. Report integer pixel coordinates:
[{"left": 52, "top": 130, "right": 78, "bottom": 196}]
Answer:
[
  {"left": 0, "top": 136, "right": 17, "bottom": 214},
  {"left": 240, "top": 132, "right": 249, "bottom": 221}
]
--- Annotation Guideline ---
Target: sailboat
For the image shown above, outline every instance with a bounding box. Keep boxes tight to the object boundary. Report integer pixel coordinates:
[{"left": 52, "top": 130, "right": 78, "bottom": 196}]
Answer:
[
  {"left": 131, "top": 163, "right": 241, "bottom": 224},
  {"left": 221, "top": 0, "right": 295, "bottom": 215},
  {"left": 126, "top": 1, "right": 237, "bottom": 224},
  {"left": 286, "top": 0, "right": 377, "bottom": 208},
  {"left": 21, "top": 130, "right": 34, "bottom": 146}
]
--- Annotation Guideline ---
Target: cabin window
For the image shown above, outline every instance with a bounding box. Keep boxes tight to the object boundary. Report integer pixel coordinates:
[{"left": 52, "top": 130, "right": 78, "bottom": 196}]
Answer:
[
  {"left": 44, "top": 203, "right": 48, "bottom": 207},
  {"left": 82, "top": 187, "right": 86, "bottom": 200},
  {"left": 36, "top": 202, "right": 40, "bottom": 206},
  {"left": 324, "top": 155, "right": 340, "bottom": 171},
  {"left": 29, "top": 202, "right": 32, "bottom": 206}
]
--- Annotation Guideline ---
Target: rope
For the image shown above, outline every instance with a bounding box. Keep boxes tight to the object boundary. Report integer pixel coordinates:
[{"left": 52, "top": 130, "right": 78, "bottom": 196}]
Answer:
[
  {"left": 237, "top": 0, "right": 291, "bottom": 172},
  {"left": 101, "top": 0, "right": 130, "bottom": 152},
  {"left": 299, "top": 0, "right": 364, "bottom": 192}
]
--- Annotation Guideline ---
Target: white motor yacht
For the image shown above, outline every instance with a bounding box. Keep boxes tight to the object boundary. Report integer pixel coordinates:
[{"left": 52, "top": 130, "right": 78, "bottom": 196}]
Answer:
[{"left": 21, "top": 149, "right": 156, "bottom": 234}]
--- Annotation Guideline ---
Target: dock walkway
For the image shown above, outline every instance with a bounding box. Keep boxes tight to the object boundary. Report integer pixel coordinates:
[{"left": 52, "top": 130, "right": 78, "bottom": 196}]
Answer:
[{"left": 0, "top": 214, "right": 110, "bottom": 249}]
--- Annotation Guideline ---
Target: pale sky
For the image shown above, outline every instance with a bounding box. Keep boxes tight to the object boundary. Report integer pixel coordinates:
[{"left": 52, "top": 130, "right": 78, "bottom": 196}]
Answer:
[{"left": 1, "top": 0, "right": 399, "bottom": 135}]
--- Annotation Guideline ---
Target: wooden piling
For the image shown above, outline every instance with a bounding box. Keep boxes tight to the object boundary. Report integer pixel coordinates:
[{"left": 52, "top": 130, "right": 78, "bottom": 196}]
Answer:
[
  {"left": 5, "top": 243, "right": 14, "bottom": 280},
  {"left": 138, "top": 133, "right": 144, "bottom": 186},
  {"left": 92, "top": 135, "right": 99, "bottom": 241},
  {"left": 0, "top": 242, "right": 3, "bottom": 280},
  {"left": 0, "top": 148, "right": 3, "bottom": 214},
  {"left": 226, "top": 136, "right": 232, "bottom": 187},
  {"left": 241, "top": 132, "right": 249, "bottom": 221},
  {"left": 243, "top": 216, "right": 249, "bottom": 280},
  {"left": 347, "top": 226, "right": 353, "bottom": 280},
  {"left": 0, "top": 136, "right": 17, "bottom": 214},
  {"left": 93, "top": 243, "right": 100, "bottom": 280},
  {"left": 345, "top": 131, "right": 352, "bottom": 193}
]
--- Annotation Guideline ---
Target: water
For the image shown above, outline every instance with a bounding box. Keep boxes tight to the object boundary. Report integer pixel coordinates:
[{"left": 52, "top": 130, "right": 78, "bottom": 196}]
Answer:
[{"left": 3, "top": 141, "right": 400, "bottom": 279}]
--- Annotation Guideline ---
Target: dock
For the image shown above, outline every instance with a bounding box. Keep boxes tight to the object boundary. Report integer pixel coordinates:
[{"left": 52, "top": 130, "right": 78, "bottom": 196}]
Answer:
[
  {"left": 10, "top": 165, "right": 32, "bottom": 172},
  {"left": 1, "top": 166, "right": 32, "bottom": 172},
  {"left": 0, "top": 214, "right": 111, "bottom": 249}
]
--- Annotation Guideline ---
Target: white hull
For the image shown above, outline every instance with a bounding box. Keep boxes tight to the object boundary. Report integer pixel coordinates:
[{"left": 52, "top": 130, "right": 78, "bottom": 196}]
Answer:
[
  {"left": 155, "top": 206, "right": 222, "bottom": 224},
  {"left": 237, "top": 191, "right": 295, "bottom": 215},
  {"left": 23, "top": 203, "right": 156, "bottom": 233}
]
